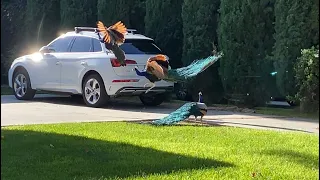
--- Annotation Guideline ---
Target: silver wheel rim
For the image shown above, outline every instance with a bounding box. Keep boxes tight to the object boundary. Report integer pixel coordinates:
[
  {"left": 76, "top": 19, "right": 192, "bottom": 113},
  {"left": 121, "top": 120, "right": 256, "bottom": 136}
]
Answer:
[
  {"left": 13, "top": 74, "right": 27, "bottom": 98},
  {"left": 84, "top": 78, "right": 101, "bottom": 105}
]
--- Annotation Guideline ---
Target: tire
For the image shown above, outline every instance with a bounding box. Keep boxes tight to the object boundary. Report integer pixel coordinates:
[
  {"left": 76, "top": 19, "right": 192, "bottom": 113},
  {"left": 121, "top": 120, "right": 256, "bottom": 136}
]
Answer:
[
  {"left": 139, "top": 93, "right": 166, "bottom": 106},
  {"left": 287, "top": 100, "right": 297, "bottom": 107},
  {"left": 82, "top": 74, "right": 109, "bottom": 108},
  {"left": 12, "top": 68, "right": 36, "bottom": 100}
]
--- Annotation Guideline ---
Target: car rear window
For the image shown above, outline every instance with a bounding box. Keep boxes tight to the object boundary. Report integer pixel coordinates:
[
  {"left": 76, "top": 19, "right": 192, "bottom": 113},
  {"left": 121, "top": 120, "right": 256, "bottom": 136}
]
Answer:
[{"left": 119, "top": 39, "right": 162, "bottom": 54}]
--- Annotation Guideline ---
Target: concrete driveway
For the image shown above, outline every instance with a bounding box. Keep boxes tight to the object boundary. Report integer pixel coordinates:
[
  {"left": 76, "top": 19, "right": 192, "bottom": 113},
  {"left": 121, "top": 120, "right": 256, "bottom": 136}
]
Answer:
[{"left": 1, "top": 94, "right": 319, "bottom": 134}]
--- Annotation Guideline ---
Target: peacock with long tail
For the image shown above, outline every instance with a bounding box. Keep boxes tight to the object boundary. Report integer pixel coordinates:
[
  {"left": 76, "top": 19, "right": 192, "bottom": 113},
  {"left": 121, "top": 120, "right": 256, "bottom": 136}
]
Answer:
[
  {"left": 134, "top": 53, "right": 222, "bottom": 93},
  {"left": 97, "top": 21, "right": 127, "bottom": 66},
  {"left": 151, "top": 92, "right": 208, "bottom": 125}
]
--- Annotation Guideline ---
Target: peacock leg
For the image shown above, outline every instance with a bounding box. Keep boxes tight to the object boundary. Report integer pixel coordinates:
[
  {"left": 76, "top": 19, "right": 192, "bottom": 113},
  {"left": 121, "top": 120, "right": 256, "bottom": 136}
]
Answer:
[
  {"left": 200, "top": 116, "right": 203, "bottom": 125},
  {"left": 144, "top": 82, "right": 155, "bottom": 94}
]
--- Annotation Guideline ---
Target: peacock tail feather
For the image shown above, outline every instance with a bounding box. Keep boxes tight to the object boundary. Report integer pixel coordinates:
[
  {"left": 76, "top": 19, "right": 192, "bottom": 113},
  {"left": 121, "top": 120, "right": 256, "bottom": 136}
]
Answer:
[
  {"left": 166, "top": 55, "right": 222, "bottom": 82},
  {"left": 151, "top": 102, "right": 200, "bottom": 125}
]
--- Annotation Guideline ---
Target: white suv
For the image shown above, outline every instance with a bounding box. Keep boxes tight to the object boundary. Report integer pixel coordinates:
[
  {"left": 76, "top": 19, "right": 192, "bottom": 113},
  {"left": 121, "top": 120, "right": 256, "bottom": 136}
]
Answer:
[{"left": 8, "top": 28, "right": 174, "bottom": 107}]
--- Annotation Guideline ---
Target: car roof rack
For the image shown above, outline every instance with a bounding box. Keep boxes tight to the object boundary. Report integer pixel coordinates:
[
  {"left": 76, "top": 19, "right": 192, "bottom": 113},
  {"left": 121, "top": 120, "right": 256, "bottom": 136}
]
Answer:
[
  {"left": 74, "top": 27, "right": 99, "bottom": 33},
  {"left": 75, "top": 27, "right": 138, "bottom": 34},
  {"left": 127, "top": 29, "right": 137, "bottom": 34}
]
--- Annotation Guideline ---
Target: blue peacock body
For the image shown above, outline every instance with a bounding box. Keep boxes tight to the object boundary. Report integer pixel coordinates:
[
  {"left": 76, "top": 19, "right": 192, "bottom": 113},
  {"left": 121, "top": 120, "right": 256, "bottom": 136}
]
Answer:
[
  {"left": 152, "top": 92, "right": 208, "bottom": 125},
  {"left": 151, "top": 102, "right": 200, "bottom": 125},
  {"left": 134, "top": 54, "right": 222, "bottom": 93}
]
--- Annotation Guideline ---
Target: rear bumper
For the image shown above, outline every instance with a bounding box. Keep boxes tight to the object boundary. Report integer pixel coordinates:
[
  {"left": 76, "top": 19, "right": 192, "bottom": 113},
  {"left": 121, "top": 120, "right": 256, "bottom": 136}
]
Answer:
[{"left": 113, "top": 86, "right": 173, "bottom": 97}]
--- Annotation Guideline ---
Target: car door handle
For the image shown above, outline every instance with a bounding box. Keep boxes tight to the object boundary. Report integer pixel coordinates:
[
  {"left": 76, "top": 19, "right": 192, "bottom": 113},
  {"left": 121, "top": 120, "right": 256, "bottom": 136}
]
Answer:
[
  {"left": 81, "top": 61, "right": 87, "bottom": 66},
  {"left": 56, "top": 61, "right": 61, "bottom": 65}
]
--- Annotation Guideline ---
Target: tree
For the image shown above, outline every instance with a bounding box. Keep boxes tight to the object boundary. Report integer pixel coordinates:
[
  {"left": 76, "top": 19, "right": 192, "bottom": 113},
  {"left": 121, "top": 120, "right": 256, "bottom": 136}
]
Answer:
[
  {"left": 181, "top": 0, "right": 223, "bottom": 103},
  {"left": 272, "top": 0, "right": 319, "bottom": 97},
  {"left": 25, "top": 0, "right": 60, "bottom": 52},
  {"left": 97, "top": 0, "right": 146, "bottom": 33},
  {"left": 218, "top": 0, "right": 276, "bottom": 107},
  {"left": 60, "top": 0, "right": 98, "bottom": 31},
  {"left": 145, "top": 0, "right": 183, "bottom": 68},
  {"left": 1, "top": 0, "right": 27, "bottom": 84},
  {"left": 290, "top": 47, "right": 319, "bottom": 112}
]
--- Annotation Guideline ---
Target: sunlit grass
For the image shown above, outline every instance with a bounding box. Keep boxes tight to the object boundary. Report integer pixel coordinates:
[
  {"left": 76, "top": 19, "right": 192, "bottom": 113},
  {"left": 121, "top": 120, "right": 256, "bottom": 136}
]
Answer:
[{"left": 1, "top": 122, "right": 318, "bottom": 180}]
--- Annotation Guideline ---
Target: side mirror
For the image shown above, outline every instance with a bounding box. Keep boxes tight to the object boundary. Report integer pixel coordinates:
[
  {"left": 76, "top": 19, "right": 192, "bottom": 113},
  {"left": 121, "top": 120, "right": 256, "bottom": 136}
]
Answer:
[{"left": 39, "top": 46, "right": 55, "bottom": 54}]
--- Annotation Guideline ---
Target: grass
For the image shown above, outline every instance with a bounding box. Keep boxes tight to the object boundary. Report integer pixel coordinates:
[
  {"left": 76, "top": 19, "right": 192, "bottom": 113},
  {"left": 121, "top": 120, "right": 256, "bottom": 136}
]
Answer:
[
  {"left": 1, "top": 122, "right": 319, "bottom": 180},
  {"left": 255, "top": 107, "right": 319, "bottom": 120}
]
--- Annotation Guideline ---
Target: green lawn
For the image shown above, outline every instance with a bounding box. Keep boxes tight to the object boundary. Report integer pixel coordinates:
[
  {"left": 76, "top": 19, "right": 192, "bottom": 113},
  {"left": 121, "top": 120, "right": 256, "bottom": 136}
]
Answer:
[{"left": 1, "top": 122, "right": 318, "bottom": 180}]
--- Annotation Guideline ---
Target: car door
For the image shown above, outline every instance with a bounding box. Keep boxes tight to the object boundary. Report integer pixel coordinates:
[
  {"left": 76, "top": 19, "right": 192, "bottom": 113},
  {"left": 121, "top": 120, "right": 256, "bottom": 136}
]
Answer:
[
  {"left": 60, "top": 36, "right": 101, "bottom": 91},
  {"left": 31, "top": 36, "right": 74, "bottom": 91}
]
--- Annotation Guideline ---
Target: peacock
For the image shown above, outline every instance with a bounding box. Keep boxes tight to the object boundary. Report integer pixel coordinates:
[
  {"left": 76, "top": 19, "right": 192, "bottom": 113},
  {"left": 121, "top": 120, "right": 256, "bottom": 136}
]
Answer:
[
  {"left": 134, "top": 53, "right": 222, "bottom": 93},
  {"left": 97, "top": 21, "right": 127, "bottom": 66},
  {"left": 152, "top": 92, "right": 208, "bottom": 125}
]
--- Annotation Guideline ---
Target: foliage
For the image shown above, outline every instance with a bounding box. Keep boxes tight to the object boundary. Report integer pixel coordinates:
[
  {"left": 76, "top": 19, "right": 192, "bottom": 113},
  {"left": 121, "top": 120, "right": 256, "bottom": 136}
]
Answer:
[
  {"left": 272, "top": 0, "right": 319, "bottom": 97},
  {"left": 97, "top": 0, "right": 146, "bottom": 33},
  {"left": 60, "top": 0, "right": 97, "bottom": 31},
  {"left": 218, "top": 0, "right": 276, "bottom": 107},
  {"left": 145, "top": 0, "right": 183, "bottom": 68},
  {"left": 289, "top": 47, "right": 319, "bottom": 113},
  {"left": 25, "top": 0, "right": 60, "bottom": 52},
  {"left": 181, "top": 0, "right": 223, "bottom": 103},
  {"left": 1, "top": 0, "right": 27, "bottom": 84}
]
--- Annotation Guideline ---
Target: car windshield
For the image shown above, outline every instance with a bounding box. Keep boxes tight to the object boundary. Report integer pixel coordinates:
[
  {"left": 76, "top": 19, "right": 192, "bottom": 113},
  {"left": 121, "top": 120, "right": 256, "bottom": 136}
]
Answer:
[{"left": 119, "top": 39, "right": 162, "bottom": 54}]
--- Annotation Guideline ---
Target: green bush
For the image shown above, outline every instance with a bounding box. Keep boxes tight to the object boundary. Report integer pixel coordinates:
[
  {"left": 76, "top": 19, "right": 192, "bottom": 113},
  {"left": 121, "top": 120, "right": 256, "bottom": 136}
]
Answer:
[
  {"left": 97, "top": 0, "right": 146, "bottom": 33},
  {"left": 218, "top": 0, "right": 276, "bottom": 107},
  {"left": 25, "top": 0, "right": 60, "bottom": 50},
  {"left": 145, "top": 0, "right": 183, "bottom": 69},
  {"left": 290, "top": 46, "right": 319, "bottom": 112},
  {"left": 272, "top": 0, "right": 319, "bottom": 97},
  {"left": 181, "top": 0, "right": 224, "bottom": 103},
  {"left": 60, "top": 0, "right": 97, "bottom": 31}
]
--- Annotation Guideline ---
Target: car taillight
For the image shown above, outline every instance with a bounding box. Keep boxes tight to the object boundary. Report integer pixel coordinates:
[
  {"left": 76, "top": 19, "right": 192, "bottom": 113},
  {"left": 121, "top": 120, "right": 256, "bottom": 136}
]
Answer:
[{"left": 110, "top": 58, "right": 137, "bottom": 67}]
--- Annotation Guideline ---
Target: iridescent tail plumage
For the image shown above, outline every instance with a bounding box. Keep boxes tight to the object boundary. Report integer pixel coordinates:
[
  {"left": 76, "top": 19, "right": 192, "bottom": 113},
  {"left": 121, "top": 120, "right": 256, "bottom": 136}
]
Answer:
[
  {"left": 151, "top": 102, "right": 199, "bottom": 125},
  {"left": 166, "top": 54, "right": 222, "bottom": 82}
]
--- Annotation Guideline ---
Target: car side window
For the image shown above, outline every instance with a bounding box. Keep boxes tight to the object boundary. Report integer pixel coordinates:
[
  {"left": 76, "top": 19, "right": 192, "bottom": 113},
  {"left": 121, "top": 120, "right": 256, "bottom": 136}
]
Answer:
[
  {"left": 47, "top": 36, "right": 74, "bottom": 52},
  {"left": 92, "top": 38, "right": 102, "bottom": 52},
  {"left": 70, "top": 36, "right": 93, "bottom": 52}
]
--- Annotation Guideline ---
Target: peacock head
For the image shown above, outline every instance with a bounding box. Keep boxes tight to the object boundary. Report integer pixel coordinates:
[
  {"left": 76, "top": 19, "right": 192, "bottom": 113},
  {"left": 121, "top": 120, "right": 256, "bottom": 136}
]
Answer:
[{"left": 198, "top": 91, "right": 203, "bottom": 103}]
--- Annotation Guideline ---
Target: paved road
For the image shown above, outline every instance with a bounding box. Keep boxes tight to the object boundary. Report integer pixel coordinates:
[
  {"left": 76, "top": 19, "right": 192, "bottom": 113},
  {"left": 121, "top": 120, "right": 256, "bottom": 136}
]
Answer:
[{"left": 1, "top": 94, "right": 319, "bottom": 134}]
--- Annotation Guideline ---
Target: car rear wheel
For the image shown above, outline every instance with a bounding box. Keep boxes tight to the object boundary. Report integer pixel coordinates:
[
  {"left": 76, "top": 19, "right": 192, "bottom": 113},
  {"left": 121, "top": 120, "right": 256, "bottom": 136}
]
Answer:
[
  {"left": 139, "top": 93, "right": 166, "bottom": 106},
  {"left": 82, "top": 74, "right": 109, "bottom": 108},
  {"left": 12, "top": 69, "right": 36, "bottom": 100}
]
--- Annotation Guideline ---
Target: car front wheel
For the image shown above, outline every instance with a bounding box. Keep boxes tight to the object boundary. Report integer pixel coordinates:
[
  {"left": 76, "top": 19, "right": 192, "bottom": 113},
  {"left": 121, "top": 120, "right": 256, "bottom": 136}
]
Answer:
[
  {"left": 82, "top": 74, "right": 109, "bottom": 108},
  {"left": 12, "top": 69, "right": 36, "bottom": 100}
]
